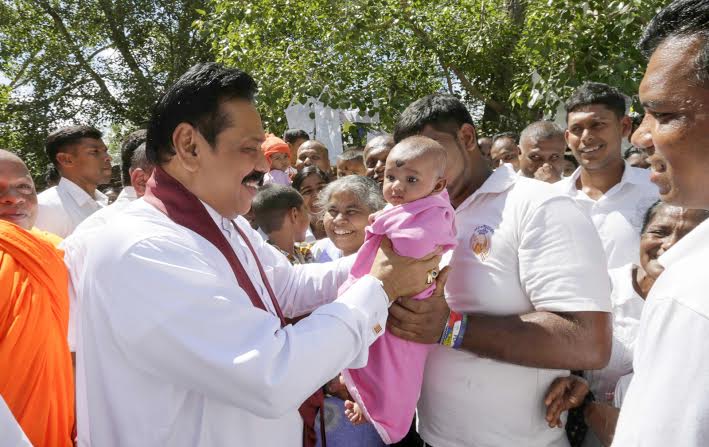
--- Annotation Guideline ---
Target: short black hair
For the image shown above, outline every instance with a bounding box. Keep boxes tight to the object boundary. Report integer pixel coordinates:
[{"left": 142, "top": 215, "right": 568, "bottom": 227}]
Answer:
[
  {"left": 45, "top": 125, "right": 103, "bottom": 166},
  {"left": 624, "top": 146, "right": 645, "bottom": 159},
  {"left": 393, "top": 94, "right": 474, "bottom": 143},
  {"left": 492, "top": 132, "right": 519, "bottom": 144},
  {"left": 146, "top": 62, "right": 258, "bottom": 165},
  {"left": 639, "top": 0, "right": 709, "bottom": 85},
  {"left": 337, "top": 149, "right": 364, "bottom": 163},
  {"left": 292, "top": 166, "right": 331, "bottom": 192},
  {"left": 565, "top": 82, "right": 628, "bottom": 120},
  {"left": 283, "top": 129, "right": 310, "bottom": 144},
  {"left": 251, "top": 184, "right": 304, "bottom": 234},
  {"left": 120, "top": 129, "right": 147, "bottom": 186}
]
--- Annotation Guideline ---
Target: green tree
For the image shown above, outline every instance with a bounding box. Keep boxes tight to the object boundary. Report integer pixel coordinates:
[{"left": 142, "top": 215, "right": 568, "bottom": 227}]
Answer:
[{"left": 0, "top": 0, "right": 212, "bottom": 183}]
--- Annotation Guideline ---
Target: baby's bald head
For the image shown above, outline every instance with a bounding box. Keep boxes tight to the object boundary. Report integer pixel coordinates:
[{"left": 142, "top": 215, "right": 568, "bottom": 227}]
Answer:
[{"left": 387, "top": 136, "right": 447, "bottom": 178}]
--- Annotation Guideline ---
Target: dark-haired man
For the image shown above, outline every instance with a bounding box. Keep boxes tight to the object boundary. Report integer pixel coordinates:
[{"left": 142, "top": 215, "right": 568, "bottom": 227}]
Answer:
[
  {"left": 612, "top": 0, "right": 709, "bottom": 444},
  {"left": 518, "top": 121, "right": 567, "bottom": 183},
  {"left": 387, "top": 94, "right": 612, "bottom": 446},
  {"left": 283, "top": 128, "right": 310, "bottom": 167},
  {"left": 556, "top": 82, "right": 658, "bottom": 269},
  {"left": 73, "top": 63, "right": 439, "bottom": 447},
  {"left": 114, "top": 129, "right": 147, "bottom": 207},
  {"left": 364, "top": 134, "right": 395, "bottom": 188},
  {"left": 477, "top": 136, "right": 493, "bottom": 166},
  {"left": 490, "top": 132, "right": 521, "bottom": 171},
  {"left": 624, "top": 146, "right": 650, "bottom": 169},
  {"left": 35, "top": 125, "right": 112, "bottom": 237}
]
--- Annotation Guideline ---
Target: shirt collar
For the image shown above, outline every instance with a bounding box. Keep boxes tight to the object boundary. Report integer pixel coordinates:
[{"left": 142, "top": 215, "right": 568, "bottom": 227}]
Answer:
[
  {"left": 116, "top": 186, "right": 137, "bottom": 201},
  {"left": 456, "top": 164, "right": 518, "bottom": 213},
  {"left": 58, "top": 177, "right": 108, "bottom": 206},
  {"left": 561, "top": 161, "right": 647, "bottom": 195},
  {"left": 659, "top": 217, "right": 709, "bottom": 269},
  {"left": 202, "top": 201, "right": 235, "bottom": 237}
]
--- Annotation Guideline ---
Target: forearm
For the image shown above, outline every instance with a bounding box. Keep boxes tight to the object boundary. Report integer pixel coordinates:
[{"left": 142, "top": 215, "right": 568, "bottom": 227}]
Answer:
[
  {"left": 585, "top": 402, "right": 620, "bottom": 447},
  {"left": 459, "top": 311, "right": 611, "bottom": 370}
]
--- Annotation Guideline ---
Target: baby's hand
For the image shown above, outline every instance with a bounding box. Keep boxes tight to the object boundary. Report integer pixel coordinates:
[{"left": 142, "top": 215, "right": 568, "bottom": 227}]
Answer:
[{"left": 344, "top": 400, "right": 367, "bottom": 425}]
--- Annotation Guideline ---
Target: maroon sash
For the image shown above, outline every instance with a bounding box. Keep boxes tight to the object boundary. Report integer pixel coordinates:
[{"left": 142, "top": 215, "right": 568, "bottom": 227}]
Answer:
[{"left": 144, "top": 166, "right": 325, "bottom": 447}]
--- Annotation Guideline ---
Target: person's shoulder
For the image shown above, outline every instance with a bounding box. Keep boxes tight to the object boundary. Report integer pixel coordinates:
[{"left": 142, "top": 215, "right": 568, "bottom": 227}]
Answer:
[
  {"left": 508, "top": 176, "right": 577, "bottom": 210},
  {"left": 37, "top": 186, "right": 61, "bottom": 206}
]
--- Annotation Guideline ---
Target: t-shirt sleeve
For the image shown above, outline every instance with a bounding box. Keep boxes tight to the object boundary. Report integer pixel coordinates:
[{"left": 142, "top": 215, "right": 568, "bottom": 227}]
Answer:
[{"left": 518, "top": 197, "right": 612, "bottom": 313}]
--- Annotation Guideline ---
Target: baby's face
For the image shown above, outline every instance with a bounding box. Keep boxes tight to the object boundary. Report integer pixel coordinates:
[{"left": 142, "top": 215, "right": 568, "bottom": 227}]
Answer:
[
  {"left": 383, "top": 155, "right": 441, "bottom": 206},
  {"left": 270, "top": 152, "right": 290, "bottom": 172}
]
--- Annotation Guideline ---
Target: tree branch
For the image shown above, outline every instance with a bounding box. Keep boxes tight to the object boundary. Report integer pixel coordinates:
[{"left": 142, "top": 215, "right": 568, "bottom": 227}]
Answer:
[
  {"left": 95, "top": 0, "right": 153, "bottom": 94},
  {"left": 35, "top": 0, "right": 126, "bottom": 116},
  {"left": 399, "top": 15, "right": 507, "bottom": 114}
]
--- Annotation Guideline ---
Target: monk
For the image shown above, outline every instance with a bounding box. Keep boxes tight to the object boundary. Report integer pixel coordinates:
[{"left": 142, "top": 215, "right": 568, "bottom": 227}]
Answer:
[{"left": 0, "top": 149, "right": 74, "bottom": 447}]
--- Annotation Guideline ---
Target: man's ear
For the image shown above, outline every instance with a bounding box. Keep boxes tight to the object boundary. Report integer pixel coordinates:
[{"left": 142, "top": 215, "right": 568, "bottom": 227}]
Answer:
[
  {"left": 55, "top": 151, "right": 73, "bottom": 169},
  {"left": 620, "top": 115, "right": 633, "bottom": 138},
  {"left": 432, "top": 177, "right": 447, "bottom": 193},
  {"left": 171, "top": 123, "right": 201, "bottom": 172},
  {"left": 458, "top": 123, "right": 479, "bottom": 154},
  {"left": 130, "top": 168, "right": 151, "bottom": 196},
  {"left": 289, "top": 207, "right": 300, "bottom": 225}
]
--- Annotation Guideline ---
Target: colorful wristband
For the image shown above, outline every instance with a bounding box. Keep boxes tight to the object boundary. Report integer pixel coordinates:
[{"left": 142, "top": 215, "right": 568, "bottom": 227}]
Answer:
[{"left": 439, "top": 311, "right": 468, "bottom": 349}]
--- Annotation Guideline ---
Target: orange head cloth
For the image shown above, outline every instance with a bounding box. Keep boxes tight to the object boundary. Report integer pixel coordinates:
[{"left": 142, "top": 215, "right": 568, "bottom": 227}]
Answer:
[
  {"left": 262, "top": 133, "right": 291, "bottom": 165},
  {"left": 0, "top": 220, "right": 74, "bottom": 447}
]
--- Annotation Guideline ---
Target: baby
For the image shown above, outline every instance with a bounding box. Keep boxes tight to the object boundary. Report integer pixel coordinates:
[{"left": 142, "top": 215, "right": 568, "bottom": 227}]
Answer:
[
  {"left": 262, "top": 133, "right": 292, "bottom": 186},
  {"left": 338, "top": 135, "right": 457, "bottom": 444}
]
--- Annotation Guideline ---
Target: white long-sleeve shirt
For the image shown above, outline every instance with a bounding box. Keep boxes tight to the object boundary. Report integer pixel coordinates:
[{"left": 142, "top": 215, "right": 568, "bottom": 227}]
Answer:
[{"left": 72, "top": 198, "right": 388, "bottom": 447}]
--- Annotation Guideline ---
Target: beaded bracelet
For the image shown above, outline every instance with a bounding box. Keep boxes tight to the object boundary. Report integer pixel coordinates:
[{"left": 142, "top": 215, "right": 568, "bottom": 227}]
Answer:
[{"left": 439, "top": 311, "right": 468, "bottom": 349}]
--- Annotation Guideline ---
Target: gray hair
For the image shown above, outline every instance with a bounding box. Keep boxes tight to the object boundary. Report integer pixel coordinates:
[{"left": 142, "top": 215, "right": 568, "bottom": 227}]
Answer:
[
  {"left": 315, "top": 175, "right": 386, "bottom": 219},
  {"left": 520, "top": 121, "right": 565, "bottom": 146}
]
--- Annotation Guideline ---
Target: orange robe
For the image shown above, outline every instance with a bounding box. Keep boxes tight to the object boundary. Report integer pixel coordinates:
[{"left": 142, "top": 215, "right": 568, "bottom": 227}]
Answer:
[{"left": 0, "top": 220, "right": 74, "bottom": 447}]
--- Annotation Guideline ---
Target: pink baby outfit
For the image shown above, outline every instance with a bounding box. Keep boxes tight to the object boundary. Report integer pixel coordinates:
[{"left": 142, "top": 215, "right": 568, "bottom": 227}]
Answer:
[
  {"left": 340, "top": 190, "right": 457, "bottom": 444},
  {"left": 263, "top": 169, "right": 292, "bottom": 186}
]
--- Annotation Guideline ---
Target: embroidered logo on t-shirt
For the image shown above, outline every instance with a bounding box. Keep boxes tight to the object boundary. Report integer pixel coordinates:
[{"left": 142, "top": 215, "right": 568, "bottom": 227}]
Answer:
[{"left": 471, "top": 224, "right": 494, "bottom": 261}]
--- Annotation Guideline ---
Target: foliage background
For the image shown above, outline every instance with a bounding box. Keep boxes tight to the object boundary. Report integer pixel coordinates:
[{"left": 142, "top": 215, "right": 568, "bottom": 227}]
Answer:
[{"left": 0, "top": 0, "right": 665, "bottom": 183}]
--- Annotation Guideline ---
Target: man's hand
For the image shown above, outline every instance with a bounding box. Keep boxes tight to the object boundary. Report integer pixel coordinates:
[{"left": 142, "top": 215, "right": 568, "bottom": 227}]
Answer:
[
  {"left": 387, "top": 266, "right": 451, "bottom": 343},
  {"left": 370, "top": 238, "right": 442, "bottom": 301},
  {"left": 544, "top": 375, "right": 590, "bottom": 428},
  {"left": 534, "top": 164, "right": 562, "bottom": 183}
]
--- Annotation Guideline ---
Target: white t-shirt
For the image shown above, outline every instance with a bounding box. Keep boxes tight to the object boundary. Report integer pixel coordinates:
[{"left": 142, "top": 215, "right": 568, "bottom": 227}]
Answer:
[
  {"left": 585, "top": 263, "right": 644, "bottom": 403},
  {"left": 555, "top": 162, "right": 658, "bottom": 269},
  {"left": 418, "top": 165, "right": 612, "bottom": 447},
  {"left": 35, "top": 177, "right": 108, "bottom": 238},
  {"left": 72, "top": 198, "right": 388, "bottom": 447},
  {"left": 612, "top": 219, "right": 709, "bottom": 446}
]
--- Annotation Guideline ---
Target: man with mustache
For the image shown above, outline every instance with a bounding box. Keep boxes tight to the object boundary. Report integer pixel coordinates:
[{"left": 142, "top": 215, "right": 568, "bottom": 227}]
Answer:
[
  {"left": 35, "top": 125, "right": 113, "bottom": 238},
  {"left": 611, "top": 0, "right": 709, "bottom": 445},
  {"left": 72, "top": 63, "right": 440, "bottom": 447},
  {"left": 556, "top": 82, "right": 658, "bottom": 269}
]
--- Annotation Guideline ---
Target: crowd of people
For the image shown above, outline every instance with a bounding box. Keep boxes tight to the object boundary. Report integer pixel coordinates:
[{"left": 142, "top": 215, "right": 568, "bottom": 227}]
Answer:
[{"left": 1, "top": 0, "right": 708, "bottom": 446}]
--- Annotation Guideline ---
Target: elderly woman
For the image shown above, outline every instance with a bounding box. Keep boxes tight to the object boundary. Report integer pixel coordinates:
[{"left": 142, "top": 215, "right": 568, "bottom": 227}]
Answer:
[
  {"left": 545, "top": 200, "right": 709, "bottom": 447},
  {"left": 292, "top": 166, "right": 331, "bottom": 242},
  {"left": 311, "top": 175, "right": 386, "bottom": 263}
]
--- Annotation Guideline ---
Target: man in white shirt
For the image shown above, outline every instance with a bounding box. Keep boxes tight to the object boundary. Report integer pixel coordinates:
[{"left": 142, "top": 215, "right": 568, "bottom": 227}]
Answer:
[
  {"left": 113, "top": 128, "right": 148, "bottom": 208},
  {"left": 489, "top": 132, "right": 521, "bottom": 171},
  {"left": 556, "top": 82, "right": 658, "bottom": 269},
  {"left": 388, "top": 94, "right": 612, "bottom": 446},
  {"left": 518, "top": 121, "right": 567, "bottom": 183},
  {"left": 72, "top": 62, "right": 440, "bottom": 447},
  {"left": 612, "top": 1, "right": 709, "bottom": 445},
  {"left": 35, "top": 125, "right": 112, "bottom": 237}
]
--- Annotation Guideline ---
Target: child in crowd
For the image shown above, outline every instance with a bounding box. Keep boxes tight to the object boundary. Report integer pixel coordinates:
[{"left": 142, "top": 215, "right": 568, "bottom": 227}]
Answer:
[
  {"left": 339, "top": 136, "right": 457, "bottom": 444},
  {"left": 251, "top": 184, "right": 313, "bottom": 265},
  {"left": 336, "top": 148, "right": 367, "bottom": 178},
  {"left": 262, "top": 133, "right": 293, "bottom": 186}
]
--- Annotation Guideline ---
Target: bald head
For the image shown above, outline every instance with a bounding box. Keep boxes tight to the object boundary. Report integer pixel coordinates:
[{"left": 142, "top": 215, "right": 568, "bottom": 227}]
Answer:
[
  {"left": 296, "top": 140, "right": 331, "bottom": 172},
  {"left": 388, "top": 136, "right": 447, "bottom": 177},
  {"left": 0, "top": 150, "right": 38, "bottom": 230}
]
